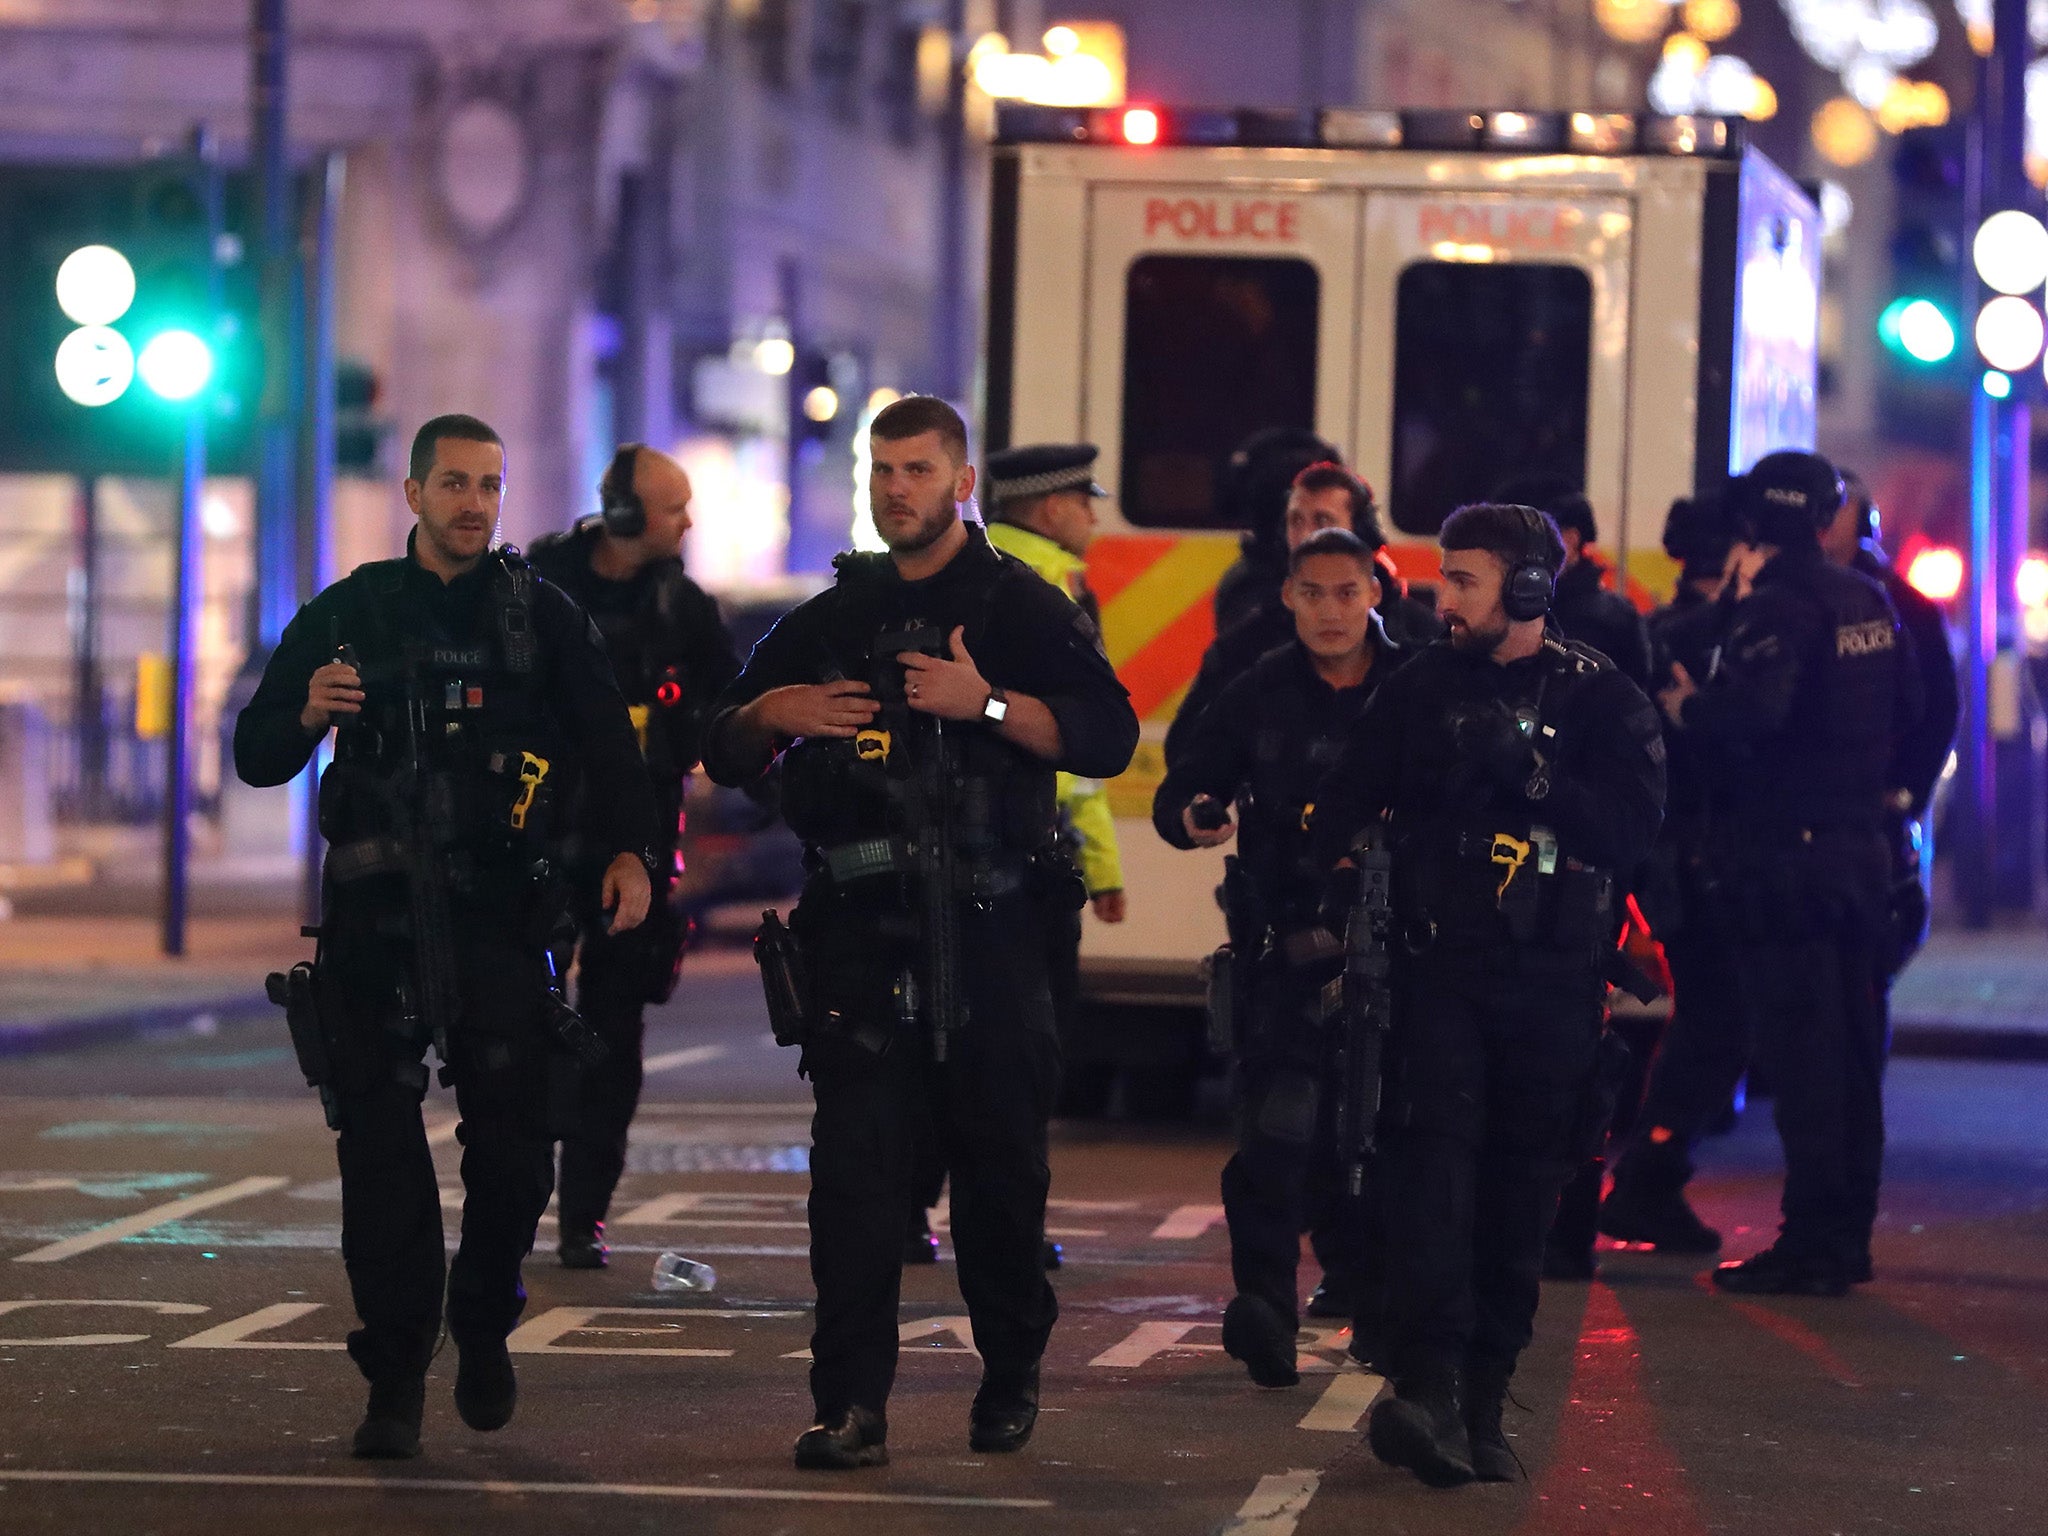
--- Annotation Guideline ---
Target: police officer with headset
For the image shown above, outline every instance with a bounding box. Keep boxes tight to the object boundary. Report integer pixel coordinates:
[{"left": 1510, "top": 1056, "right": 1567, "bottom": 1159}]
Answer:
[
  {"left": 702, "top": 396, "right": 1138, "bottom": 1469},
  {"left": 1655, "top": 451, "right": 1920, "bottom": 1296},
  {"left": 1309, "top": 502, "right": 1665, "bottom": 1487},
  {"left": 235, "top": 414, "right": 660, "bottom": 1460},
  {"left": 529, "top": 443, "right": 740, "bottom": 1269}
]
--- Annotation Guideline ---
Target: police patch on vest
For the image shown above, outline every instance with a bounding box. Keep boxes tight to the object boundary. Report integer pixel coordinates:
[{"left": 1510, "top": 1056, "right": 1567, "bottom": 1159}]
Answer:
[
  {"left": 1836, "top": 619, "right": 1895, "bottom": 658},
  {"left": 430, "top": 646, "right": 489, "bottom": 668}
]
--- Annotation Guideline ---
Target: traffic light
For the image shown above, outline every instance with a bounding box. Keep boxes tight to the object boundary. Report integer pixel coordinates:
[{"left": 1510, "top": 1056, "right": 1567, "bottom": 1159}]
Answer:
[
  {"left": 335, "top": 358, "right": 389, "bottom": 476},
  {"left": 1971, "top": 209, "right": 2048, "bottom": 394},
  {"left": 1878, "top": 124, "right": 1967, "bottom": 444}
]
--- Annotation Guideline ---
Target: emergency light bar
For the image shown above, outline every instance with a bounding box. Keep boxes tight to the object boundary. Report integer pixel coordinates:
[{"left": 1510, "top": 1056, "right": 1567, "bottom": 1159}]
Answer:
[{"left": 994, "top": 104, "right": 1745, "bottom": 159}]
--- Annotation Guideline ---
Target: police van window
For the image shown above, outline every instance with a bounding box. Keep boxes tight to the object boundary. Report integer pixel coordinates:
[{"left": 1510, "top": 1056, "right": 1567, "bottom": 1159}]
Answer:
[
  {"left": 1120, "top": 255, "right": 1319, "bottom": 529},
  {"left": 1388, "top": 262, "right": 1593, "bottom": 537}
]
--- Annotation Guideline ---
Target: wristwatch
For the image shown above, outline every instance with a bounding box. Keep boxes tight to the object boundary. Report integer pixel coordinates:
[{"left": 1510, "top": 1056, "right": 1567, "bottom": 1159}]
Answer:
[{"left": 982, "top": 685, "right": 1010, "bottom": 725}]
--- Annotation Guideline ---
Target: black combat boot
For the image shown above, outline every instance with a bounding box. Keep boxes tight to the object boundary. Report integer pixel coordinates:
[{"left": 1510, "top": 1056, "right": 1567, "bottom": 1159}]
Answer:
[
  {"left": 1597, "top": 1175, "right": 1722, "bottom": 1254},
  {"left": 1304, "top": 1275, "right": 1355, "bottom": 1319},
  {"left": 794, "top": 1406, "right": 889, "bottom": 1469},
  {"left": 453, "top": 1332, "right": 518, "bottom": 1431},
  {"left": 968, "top": 1364, "right": 1041, "bottom": 1453},
  {"left": 1367, "top": 1362, "right": 1474, "bottom": 1488},
  {"left": 1462, "top": 1360, "right": 1522, "bottom": 1483},
  {"left": 1711, "top": 1244, "right": 1850, "bottom": 1298},
  {"left": 351, "top": 1375, "right": 425, "bottom": 1460},
  {"left": 1222, "top": 1293, "right": 1300, "bottom": 1388},
  {"left": 558, "top": 1221, "right": 609, "bottom": 1270}
]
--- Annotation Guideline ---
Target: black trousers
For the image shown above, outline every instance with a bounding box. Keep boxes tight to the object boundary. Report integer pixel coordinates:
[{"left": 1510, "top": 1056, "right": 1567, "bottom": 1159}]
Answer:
[
  {"left": 799, "top": 888, "right": 1063, "bottom": 1419},
  {"left": 1612, "top": 864, "right": 1753, "bottom": 1196},
  {"left": 329, "top": 934, "right": 559, "bottom": 1387},
  {"left": 1376, "top": 952, "right": 1602, "bottom": 1384},
  {"left": 557, "top": 872, "right": 678, "bottom": 1236},
  {"left": 1221, "top": 964, "right": 1371, "bottom": 1331}
]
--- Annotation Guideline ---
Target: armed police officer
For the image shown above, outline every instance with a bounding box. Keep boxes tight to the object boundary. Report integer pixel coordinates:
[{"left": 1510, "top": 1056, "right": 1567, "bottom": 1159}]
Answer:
[
  {"left": 1656, "top": 452, "right": 1920, "bottom": 1297},
  {"left": 1309, "top": 503, "right": 1665, "bottom": 1487},
  {"left": 235, "top": 414, "right": 659, "bottom": 1460},
  {"left": 528, "top": 443, "right": 740, "bottom": 1270},
  {"left": 1153, "top": 527, "right": 1404, "bottom": 1388},
  {"left": 701, "top": 397, "right": 1138, "bottom": 1470}
]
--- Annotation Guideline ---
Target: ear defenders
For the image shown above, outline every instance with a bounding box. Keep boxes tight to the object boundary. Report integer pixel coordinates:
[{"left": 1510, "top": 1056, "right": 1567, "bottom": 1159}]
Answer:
[
  {"left": 599, "top": 442, "right": 650, "bottom": 537},
  {"left": 1502, "top": 503, "right": 1560, "bottom": 623}
]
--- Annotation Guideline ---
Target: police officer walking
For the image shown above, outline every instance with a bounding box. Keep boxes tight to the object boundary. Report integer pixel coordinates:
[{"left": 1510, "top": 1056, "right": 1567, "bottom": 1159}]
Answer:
[
  {"left": 234, "top": 414, "right": 658, "bottom": 1460},
  {"left": 1153, "top": 528, "right": 1404, "bottom": 1388},
  {"left": 701, "top": 397, "right": 1138, "bottom": 1469},
  {"left": 1656, "top": 452, "right": 1920, "bottom": 1296},
  {"left": 1309, "top": 503, "right": 1665, "bottom": 1486},
  {"left": 528, "top": 443, "right": 740, "bottom": 1269}
]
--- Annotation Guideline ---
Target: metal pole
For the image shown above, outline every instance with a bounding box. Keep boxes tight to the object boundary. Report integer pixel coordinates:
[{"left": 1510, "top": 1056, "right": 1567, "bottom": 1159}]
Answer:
[
  {"left": 933, "top": 0, "right": 968, "bottom": 401},
  {"left": 250, "top": 0, "right": 300, "bottom": 652},
  {"left": 1960, "top": 73, "right": 1996, "bottom": 926},
  {"left": 163, "top": 124, "right": 224, "bottom": 958},
  {"left": 296, "top": 150, "right": 341, "bottom": 928},
  {"left": 72, "top": 474, "right": 105, "bottom": 817}
]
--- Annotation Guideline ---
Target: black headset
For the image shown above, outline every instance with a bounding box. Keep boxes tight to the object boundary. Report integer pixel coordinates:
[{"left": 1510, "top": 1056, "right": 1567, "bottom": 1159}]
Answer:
[
  {"left": 1501, "top": 503, "right": 1560, "bottom": 624},
  {"left": 599, "top": 442, "right": 649, "bottom": 537}
]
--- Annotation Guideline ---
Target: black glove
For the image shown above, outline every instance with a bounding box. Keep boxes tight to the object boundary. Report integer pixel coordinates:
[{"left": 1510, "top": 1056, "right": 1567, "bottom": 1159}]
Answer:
[{"left": 1453, "top": 701, "right": 1537, "bottom": 789}]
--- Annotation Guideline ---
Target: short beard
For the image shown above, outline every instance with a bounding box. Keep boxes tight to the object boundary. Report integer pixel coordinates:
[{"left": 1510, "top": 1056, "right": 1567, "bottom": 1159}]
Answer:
[
  {"left": 877, "top": 498, "right": 958, "bottom": 554},
  {"left": 1447, "top": 610, "right": 1510, "bottom": 654}
]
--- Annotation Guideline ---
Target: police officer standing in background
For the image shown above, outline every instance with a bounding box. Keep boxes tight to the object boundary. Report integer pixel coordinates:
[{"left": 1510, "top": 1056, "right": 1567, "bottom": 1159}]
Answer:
[
  {"left": 1659, "top": 452, "right": 1920, "bottom": 1297},
  {"left": 528, "top": 443, "right": 740, "bottom": 1269},
  {"left": 1598, "top": 492, "right": 1754, "bottom": 1254},
  {"left": 1310, "top": 503, "right": 1665, "bottom": 1487},
  {"left": 982, "top": 443, "right": 1128, "bottom": 1017},
  {"left": 702, "top": 397, "right": 1138, "bottom": 1469},
  {"left": 1153, "top": 527, "right": 1404, "bottom": 1388},
  {"left": 1169, "top": 461, "right": 1439, "bottom": 766},
  {"left": 235, "top": 414, "right": 658, "bottom": 1460}
]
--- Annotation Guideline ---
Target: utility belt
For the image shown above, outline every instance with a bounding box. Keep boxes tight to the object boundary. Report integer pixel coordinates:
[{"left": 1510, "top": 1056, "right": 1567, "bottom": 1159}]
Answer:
[
  {"left": 1399, "top": 826, "right": 1613, "bottom": 954},
  {"left": 813, "top": 835, "right": 1031, "bottom": 903}
]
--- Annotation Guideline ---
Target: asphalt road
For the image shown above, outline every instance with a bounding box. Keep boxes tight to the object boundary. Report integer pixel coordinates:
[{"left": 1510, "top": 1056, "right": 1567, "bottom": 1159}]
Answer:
[{"left": 0, "top": 948, "right": 2041, "bottom": 1536}]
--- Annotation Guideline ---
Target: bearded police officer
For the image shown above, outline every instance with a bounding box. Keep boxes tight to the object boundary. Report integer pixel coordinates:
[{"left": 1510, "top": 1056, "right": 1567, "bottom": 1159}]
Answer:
[
  {"left": 1656, "top": 451, "right": 1921, "bottom": 1296},
  {"left": 528, "top": 443, "right": 740, "bottom": 1269},
  {"left": 702, "top": 397, "right": 1138, "bottom": 1469},
  {"left": 1309, "top": 503, "right": 1665, "bottom": 1487},
  {"left": 1153, "top": 527, "right": 1405, "bottom": 1387},
  {"left": 235, "top": 414, "right": 659, "bottom": 1460}
]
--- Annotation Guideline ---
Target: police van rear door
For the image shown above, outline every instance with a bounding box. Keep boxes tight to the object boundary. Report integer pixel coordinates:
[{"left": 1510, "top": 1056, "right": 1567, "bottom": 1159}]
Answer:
[{"left": 1354, "top": 187, "right": 1634, "bottom": 570}]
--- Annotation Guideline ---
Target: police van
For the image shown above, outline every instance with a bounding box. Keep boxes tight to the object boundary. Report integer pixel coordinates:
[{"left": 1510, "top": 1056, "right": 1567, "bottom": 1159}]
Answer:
[{"left": 976, "top": 104, "right": 1822, "bottom": 1089}]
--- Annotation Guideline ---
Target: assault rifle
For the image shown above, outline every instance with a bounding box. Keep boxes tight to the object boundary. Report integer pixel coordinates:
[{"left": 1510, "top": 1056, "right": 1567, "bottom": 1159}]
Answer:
[{"left": 1328, "top": 823, "right": 1395, "bottom": 1198}]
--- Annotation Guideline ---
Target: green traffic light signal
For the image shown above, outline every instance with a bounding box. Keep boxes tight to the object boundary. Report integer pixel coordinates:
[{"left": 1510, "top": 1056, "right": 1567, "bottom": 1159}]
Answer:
[
  {"left": 1878, "top": 296, "right": 1958, "bottom": 365},
  {"left": 137, "top": 329, "right": 214, "bottom": 401}
]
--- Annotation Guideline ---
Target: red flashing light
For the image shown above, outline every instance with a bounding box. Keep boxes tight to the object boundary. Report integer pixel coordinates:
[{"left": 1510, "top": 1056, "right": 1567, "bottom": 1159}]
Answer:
[
  {"left": 1907, "top": 545, "right": 1965, "bottom": 604},
  {"left": 1121, "top": 107, "right": 1160, "bottom": 146},
  {"left": 656, "top": 680, "right": 684, "bottom": 707}
]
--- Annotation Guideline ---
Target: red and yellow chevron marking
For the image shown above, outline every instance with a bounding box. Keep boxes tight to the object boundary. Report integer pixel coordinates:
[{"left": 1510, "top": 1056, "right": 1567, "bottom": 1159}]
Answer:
[{"left": 1090, "top": 532, "right": 1243, "bottom": 722}]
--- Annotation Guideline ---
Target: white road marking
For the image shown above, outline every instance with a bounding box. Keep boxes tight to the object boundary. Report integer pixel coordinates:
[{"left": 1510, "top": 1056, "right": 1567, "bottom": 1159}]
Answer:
[
  {"left": 0, "top": 1469, "right": 1050, "bottom": 1509},
  {"left": 784, "top": 1315, "right": 979, "bottom": 1361},
  {"left": 0, "top": 1299, "right": 208, "bottom": 1346},
  {"left": 1297, "top": 1361, "right": 1387, "bottom": 1431},
  {"left": 167, "top": 1302, "right": 343, "bottom": 1351},
  {"left": 507, "top": 1305, "right": 799, "bottom": 1357},
  {"left": 12, "top": 1176, "right": 291, "bottom": 1264},
  {"left": 1219, "top": 1470, "right": 1321, "bottom": 1536},
  {"left": 642, "top": 1044, "right": 728, "bottom": 1074},
  {"left": 1149, "top": 1204, "right": 1225, "bottom": 1240},
  {"left": 614, "top": 1190, "right": 805, "bottom": 1226},
  {"left": 1088, "top": 1320, "right": 1224, "bottom": 1369}
]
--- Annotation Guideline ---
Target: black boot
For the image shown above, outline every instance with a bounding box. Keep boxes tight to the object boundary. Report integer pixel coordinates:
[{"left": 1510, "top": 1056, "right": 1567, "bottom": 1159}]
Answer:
[
  {"left": 1711, "top": 1245, "right": 1850, "bottom": 1298},
  {"left": 1221, "top": 1294, "right": 1300, "bottom": 1388},
  {"left": 968, "top": 1364, "right": 1041, "bottom": 1453},
  {"left": 351, "top": 1376, "right": 425, "bottom": 1460},
  {"left": 795, "top": 1406, "right": 889, "bottom": 1469},
  {"left": 453, "top": 1332, "right": 518, "bottom": 1431},
  {"left": 1462, "top": 1361, "right": 1521, "bottom": 1483},
  {"left": 1367, "top": 1363, "right": 1474, "bottom": 1488},
  {"left": 1598, "top": 1177, "right": 1722, "bottom": 1254},
  {"left": 1304, "top": 1275, "right": 1355, "bottom": 1319},
  {"left": 558, "top": 1221, "right": 609, "bottom": 1270}
]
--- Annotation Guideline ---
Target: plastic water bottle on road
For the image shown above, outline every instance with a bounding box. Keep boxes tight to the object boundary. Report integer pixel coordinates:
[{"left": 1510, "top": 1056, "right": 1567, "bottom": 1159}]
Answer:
[{"left": 652, "top": 1251, "right": 717, "bottom": 1293}]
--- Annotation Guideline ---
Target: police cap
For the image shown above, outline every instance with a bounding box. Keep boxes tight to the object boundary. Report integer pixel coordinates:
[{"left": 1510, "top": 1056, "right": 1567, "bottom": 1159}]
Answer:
[
  {"left": 1732, "top": 450, "right": 1845, "bottom": 546},
  {"left": 986, "top": 443, "right": 1107, "bottom": 508}
]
